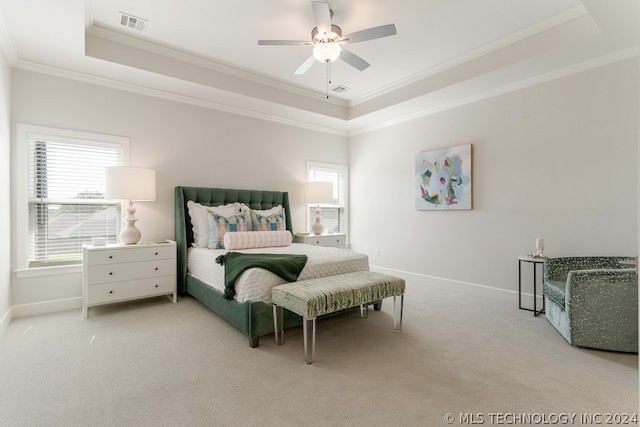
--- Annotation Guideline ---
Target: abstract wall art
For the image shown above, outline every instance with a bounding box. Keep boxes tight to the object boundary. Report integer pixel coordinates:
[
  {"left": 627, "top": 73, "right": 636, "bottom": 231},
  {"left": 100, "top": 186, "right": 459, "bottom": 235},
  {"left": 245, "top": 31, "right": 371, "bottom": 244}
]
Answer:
[{"left": 415, "top": 144, "right": 472, "bottom": 210}]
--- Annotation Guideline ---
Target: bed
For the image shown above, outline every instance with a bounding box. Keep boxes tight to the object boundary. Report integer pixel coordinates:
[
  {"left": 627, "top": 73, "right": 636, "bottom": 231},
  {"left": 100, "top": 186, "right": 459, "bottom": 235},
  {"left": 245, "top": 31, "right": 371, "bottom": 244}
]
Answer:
[{"left": 174, "top": 186, "right": 370, "bottom": 347}]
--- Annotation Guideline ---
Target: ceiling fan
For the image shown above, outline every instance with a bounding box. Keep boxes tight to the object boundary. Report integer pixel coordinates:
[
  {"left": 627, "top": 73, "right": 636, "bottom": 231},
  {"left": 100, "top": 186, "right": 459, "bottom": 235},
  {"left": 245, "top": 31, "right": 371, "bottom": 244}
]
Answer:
[{"left": 258, "top": 1, "right": 397, "bottom": 75}]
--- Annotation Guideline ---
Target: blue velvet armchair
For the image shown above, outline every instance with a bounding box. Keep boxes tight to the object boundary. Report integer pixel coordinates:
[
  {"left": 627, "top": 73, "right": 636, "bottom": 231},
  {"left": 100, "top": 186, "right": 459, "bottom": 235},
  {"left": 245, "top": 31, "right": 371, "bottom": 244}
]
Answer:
[{"left": 543, "top": 256, "right": 638, "bottom": 353}]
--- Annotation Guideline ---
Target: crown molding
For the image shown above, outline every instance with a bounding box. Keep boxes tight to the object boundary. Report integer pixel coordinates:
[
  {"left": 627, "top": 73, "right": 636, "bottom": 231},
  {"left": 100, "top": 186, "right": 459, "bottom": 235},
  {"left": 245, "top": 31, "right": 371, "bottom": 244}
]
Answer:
[
  {"left": 13, "top": 59, "right": 349, "bottom": 136},
  {"left": 349, "top": 4, "right": 590, "bottom": 107},
  {"left": 85, "top": 26, "right": 347, "bottom": 110},
  {"left": 11, "top": 41, "right": 638, "bottom": 139},
  {"left": 348, "top": 47, "right": 639, "bottom": 136}
]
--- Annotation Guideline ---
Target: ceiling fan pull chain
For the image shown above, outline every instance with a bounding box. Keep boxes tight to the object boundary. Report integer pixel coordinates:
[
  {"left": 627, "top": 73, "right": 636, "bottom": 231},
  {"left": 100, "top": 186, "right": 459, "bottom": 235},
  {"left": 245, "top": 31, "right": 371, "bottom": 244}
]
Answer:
[{"left": 326, "top": 61, "right": 330, "bottom": 99}]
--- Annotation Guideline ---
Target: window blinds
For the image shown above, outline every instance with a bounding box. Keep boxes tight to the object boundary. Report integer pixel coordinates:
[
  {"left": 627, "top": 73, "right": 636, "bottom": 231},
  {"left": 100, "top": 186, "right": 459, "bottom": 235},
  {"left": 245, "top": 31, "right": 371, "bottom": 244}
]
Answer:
[
  {"left": 27, "top": 138, "right": 122, "bottom": 267},
  {"left": 307, "top": 166, "right": 344, "bottom": 234}
]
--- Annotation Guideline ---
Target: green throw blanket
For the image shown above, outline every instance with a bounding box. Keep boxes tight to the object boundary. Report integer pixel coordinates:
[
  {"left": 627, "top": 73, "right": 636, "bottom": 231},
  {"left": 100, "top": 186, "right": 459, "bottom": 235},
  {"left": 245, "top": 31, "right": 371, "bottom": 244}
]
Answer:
[{"left": 215, "top": 252, "right": 308, "bottom": 300}]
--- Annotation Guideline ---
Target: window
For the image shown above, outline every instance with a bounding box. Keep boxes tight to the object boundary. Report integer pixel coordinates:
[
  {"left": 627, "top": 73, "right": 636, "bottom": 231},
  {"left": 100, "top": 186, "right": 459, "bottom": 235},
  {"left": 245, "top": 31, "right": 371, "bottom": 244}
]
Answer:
[
  {"left": 306, "top": 161, "right": 348, "bottom": 235},
  {"left": 17, "top": 125, "right": 129, "bottom": 270}
]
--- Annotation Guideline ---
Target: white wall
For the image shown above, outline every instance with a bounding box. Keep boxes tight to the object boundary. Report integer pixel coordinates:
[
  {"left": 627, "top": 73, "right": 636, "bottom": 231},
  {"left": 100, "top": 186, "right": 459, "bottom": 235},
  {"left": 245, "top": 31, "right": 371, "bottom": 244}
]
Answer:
[
  {"left": 8, "top": 58, "right": 639, "bottom": 313},
  {"left": 10, "top": 69, "right": 348, "bottom": 310},
  {"left": 0, "top": 42, "right": 11, "bottom": 331},
  {"left": 349, "top": 58, "right": 639, "bottom": 293}
]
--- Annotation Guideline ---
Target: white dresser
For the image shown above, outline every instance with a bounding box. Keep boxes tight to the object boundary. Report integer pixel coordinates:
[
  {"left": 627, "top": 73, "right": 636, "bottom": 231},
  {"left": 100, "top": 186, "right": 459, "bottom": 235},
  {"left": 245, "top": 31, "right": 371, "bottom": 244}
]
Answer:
[
  {"left": 82, "top": 241, "right": 177, "bottom": 318},
  {"left": 294, "top": 233, "right": 346, "bottom": 248}
]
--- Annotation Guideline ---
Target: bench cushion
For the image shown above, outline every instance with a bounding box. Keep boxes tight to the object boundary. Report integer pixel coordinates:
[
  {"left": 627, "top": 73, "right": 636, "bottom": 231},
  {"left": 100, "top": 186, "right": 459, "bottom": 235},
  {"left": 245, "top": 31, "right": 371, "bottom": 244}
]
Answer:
[{"left": 272, "top": 271, "right": 405, "bottom": 319}]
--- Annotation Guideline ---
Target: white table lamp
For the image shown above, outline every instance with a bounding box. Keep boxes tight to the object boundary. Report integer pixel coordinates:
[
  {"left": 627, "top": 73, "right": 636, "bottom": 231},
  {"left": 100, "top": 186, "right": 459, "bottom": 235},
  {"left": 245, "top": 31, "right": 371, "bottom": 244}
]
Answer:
[
  {"left": 105, "top": 166, "right": 156, "bottom": 244},
  {"left": 304, "top": 182, "right": 333, "bottom": 235}
]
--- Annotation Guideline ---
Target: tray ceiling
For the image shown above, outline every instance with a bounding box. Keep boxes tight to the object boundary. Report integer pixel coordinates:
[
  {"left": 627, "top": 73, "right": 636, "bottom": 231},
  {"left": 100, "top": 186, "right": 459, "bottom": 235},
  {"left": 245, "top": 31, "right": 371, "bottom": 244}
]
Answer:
[{"left": 1, "top": 0, "right": 638, "bottom": 134}]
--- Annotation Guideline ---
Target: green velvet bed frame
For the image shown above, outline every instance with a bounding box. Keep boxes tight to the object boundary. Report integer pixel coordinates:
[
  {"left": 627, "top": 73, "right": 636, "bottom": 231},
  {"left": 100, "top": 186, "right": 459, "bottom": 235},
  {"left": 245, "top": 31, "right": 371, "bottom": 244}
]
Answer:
[{"left": 174, "top": 186, "right": 304, "bottom": 347}]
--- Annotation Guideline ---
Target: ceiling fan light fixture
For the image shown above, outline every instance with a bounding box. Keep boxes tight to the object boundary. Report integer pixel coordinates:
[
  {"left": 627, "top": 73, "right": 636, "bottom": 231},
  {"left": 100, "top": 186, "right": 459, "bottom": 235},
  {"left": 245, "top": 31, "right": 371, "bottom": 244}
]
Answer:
[
  {"left": 257, "top": 1, "right": 397, "bottom": 77},
  {"left": 311, "top": 24, "right": 342, "bottom": 43},
  {"left": 313, "top": 42, "right": 341, "bottom": 63}
]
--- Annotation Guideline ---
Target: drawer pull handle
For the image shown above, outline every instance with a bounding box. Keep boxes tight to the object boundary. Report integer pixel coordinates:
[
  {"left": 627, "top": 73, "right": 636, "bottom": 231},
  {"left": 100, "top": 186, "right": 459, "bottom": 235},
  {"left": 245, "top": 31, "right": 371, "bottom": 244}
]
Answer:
[
  {"left": 155, "top": 284, "right": 158, "bottom": 288},
  {"left": 155, "top": 267, "right": 159, "bottom": 271},
  {"left": 109, "top": 256, "right": 113, "bottom": 259},
  {"left": 109, "top": 272, "right": 113, "bottom": 276},
  {"left": 155, "top": 252, "right": 159, "bottom": 256},
  {"left": 109, "top": 290, "right": 113, "bottom": 294}
]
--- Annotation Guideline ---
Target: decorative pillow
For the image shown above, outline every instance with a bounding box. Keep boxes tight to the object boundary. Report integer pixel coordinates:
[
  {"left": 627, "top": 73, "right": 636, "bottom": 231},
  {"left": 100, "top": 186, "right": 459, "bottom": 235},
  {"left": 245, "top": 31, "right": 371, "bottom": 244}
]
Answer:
[
  {"left": 223, "top": 230, "right": 292, "bottom": 250},
  {"left": 207, "top": 211, "right": 248, "bottom": 249},
  {"left": 239, "top": 204, "right": 282, "bottom": 231},
  {"left": 252, "top": 209, "right": 286, "bottom": 231},
  {"left": 187, "top": 201, "right": 238, "bottom": 247}
]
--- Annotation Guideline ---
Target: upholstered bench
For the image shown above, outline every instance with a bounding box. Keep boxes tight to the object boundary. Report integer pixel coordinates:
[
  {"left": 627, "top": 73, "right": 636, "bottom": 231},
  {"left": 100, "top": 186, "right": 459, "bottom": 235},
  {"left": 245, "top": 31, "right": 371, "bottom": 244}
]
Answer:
[{"left": 272, "top": 271, "right": 406, "bottom": 364}]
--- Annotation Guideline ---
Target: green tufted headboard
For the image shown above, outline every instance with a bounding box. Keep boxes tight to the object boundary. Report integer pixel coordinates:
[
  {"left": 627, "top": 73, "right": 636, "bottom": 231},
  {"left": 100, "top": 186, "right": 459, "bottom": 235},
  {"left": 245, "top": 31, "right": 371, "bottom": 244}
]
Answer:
[{"left": 174, "top": 186, "right": 293, "bottom": 292}]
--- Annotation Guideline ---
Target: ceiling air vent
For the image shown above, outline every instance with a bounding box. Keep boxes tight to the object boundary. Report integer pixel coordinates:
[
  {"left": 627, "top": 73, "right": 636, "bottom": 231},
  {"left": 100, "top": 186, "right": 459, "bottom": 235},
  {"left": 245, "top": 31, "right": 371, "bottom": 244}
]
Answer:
[
  {"left": 332, "top": 85, "right": 351, "bottom": 94},
  {"left": 119, "top": 12, "right": 147, "bottom": 31}
]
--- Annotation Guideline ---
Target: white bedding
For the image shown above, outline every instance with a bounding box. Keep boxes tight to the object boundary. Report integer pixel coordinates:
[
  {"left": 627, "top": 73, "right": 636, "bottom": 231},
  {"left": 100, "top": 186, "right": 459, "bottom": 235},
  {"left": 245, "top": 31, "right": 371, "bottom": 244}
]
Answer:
[{"left": 187, "top": 243, "right": 370, "bottom": 303}]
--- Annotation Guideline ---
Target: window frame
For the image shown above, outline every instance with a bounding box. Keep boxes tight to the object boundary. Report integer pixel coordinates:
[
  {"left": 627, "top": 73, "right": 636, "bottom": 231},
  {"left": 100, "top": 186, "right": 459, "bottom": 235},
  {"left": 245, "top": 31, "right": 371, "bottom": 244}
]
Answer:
[
  {"left": 305, "top": 161, "right": 348, "bottom": 238},
  {"left": 16, "top": 124, "right": 129, "bottom": 277}
]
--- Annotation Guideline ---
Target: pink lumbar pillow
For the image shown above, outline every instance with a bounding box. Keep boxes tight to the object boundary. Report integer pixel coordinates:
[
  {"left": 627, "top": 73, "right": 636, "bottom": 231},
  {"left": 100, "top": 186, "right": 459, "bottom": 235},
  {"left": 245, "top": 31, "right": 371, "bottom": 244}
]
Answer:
[{"left": 223, "top": 230, "right": 292, "bottom": 250}]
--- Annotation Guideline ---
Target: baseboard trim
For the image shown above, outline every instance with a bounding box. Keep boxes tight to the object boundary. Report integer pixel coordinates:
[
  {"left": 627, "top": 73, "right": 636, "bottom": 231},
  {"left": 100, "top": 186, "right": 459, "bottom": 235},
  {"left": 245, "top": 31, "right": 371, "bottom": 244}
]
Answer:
[
  {"left": 5, "top": 268, "right": 544, "bottom": 321},
  {"left": 369, "top": 265, "right": 518, "bottom": 295},
  {"left": 11, "top": 297, "right": 82, "bottom": 319},
  {"left": 369, "top": 265, "right": 546, "bottom": 306}
]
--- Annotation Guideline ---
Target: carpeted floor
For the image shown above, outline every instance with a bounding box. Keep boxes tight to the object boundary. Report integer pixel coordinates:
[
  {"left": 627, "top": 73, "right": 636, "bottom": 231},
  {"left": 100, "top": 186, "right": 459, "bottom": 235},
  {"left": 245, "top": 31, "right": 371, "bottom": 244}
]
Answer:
[{"left": 0, "top": 275, "right": 636, "bottom": 426}]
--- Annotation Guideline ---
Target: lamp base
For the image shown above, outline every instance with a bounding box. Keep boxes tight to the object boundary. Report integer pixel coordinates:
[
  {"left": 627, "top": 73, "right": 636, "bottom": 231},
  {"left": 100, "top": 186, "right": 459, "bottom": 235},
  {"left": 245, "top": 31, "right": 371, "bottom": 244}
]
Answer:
[
  {"left": 120, "top": 201, "right": 142, "bottom": 245},
  {"left": 311, "top": 222, "right": 324, "bottom": 236},
  {"left": 311, "top": 205, "right": 324, "bottom": 235}
]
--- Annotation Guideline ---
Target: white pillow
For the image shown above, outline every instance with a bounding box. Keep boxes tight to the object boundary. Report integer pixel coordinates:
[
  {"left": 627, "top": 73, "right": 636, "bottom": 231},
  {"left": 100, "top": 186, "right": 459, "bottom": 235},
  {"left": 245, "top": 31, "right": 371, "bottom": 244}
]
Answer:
[
  {"left": 254, "top": 205, "right": 281, "bottom": 216},
  {"left": 223, "top": 230, "right": 292, "bottom": 250},
  {"left": 187, "top": 200, "right": 237, "bottom": 247}
]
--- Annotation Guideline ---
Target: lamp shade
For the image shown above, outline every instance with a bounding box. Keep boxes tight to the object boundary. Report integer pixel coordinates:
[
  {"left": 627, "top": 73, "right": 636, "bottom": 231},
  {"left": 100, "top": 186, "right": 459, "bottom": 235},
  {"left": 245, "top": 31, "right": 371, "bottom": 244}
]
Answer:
[
  {"left": 304, "top": 182, "right": 333, "bottom": 204},
  {"left": 105, "top": 166, "right": 156, "bottom": 201},
  {"left": 313, "top": 43, "right": 341, "bottom": 63}
]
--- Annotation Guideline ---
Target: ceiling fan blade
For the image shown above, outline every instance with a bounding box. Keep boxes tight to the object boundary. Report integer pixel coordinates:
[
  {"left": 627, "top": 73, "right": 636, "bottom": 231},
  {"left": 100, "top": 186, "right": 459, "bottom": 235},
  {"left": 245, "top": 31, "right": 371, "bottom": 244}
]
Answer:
[
  {"left": 339, "top": 48, "right": 370, "bottom": 71},
  {"left": 258, "top": 40, "right": 310, "bottom": 46},
  {"left": 311, "top": 1, "right": 332, "bottom": 35},
  {"left": 294, "top": 55, "right": 317, "bottom": 75},
  {"left": 344, "top": 23, "right": 397, "bottom": 44}
]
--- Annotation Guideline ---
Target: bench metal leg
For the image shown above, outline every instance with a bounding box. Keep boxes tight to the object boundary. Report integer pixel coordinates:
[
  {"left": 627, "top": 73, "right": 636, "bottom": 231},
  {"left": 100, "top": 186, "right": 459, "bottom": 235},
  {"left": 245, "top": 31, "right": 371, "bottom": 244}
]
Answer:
[
  {"left": 393, "top": 295, "right": 404, "bottom": 330},
  {"left": 273, "top": 305, "right": 284, "bottom": 345},
  {"left": 303, "top": 318, "right": 316, "bottom": 364},
  {"left": 360, "top": 303, "right": 368, "bottom": 318}
]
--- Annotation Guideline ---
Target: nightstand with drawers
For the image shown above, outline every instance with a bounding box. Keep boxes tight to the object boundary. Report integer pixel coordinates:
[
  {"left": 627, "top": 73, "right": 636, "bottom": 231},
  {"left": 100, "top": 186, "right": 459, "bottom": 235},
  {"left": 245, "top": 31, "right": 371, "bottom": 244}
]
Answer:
[
  {"left": 294, "top": 233, "right": 346, "bottom": 248},
  {"left": 82, "top": 240, "right": 177, "bottom": 318}
]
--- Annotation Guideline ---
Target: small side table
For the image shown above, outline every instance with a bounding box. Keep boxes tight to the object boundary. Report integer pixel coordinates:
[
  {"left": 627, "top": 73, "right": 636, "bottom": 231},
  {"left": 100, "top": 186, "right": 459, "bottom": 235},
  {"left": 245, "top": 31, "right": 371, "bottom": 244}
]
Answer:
[
  {"left": 82, "top": 240, "right": 177, "bottom": 318},
  {"left": 518, "top": 255, "right": 546, "bottom": 317}
]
